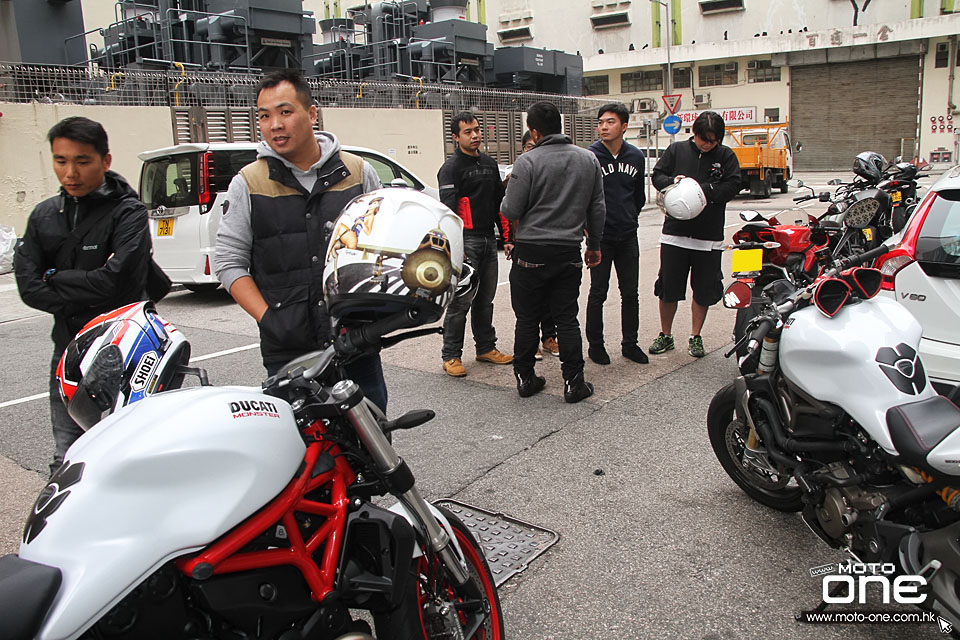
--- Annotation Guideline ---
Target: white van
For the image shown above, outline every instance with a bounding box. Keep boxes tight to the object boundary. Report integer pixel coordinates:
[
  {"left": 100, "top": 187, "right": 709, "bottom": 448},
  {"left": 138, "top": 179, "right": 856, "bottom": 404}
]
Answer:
[{"left": 138, "top": 142, "right": 438, "bottom": 291}]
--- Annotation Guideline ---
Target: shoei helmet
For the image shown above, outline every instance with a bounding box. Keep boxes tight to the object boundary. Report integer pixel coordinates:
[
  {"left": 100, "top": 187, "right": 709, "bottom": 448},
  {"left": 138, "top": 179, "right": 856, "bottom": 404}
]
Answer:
[
  {"left": 853, "top": 151, "right": 887, "bottom": 182},
  {"left": 323, "top": 188, "right": 464, "bottom": 324},
  {"left": 657, "top": 177, "right": 707, "bottom": 221},
  {"left": 56, "top": 301, "right": 190, "bottom": 430}
]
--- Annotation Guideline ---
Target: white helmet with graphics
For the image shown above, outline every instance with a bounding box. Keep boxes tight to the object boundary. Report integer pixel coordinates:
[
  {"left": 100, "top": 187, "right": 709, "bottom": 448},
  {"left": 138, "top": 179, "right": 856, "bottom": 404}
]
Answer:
[{"left": 657, "top": 177, "right": 707, "bottom": 221}]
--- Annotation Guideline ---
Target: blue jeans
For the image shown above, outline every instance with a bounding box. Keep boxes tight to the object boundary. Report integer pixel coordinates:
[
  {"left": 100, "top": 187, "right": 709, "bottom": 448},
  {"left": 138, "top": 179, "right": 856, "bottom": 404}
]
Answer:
[
  {"left": 50, "top": 349, "right": 84, "bottom": 478},
  {"left": 442, "top": 234, "right": 500, "bottom": 360},
  {"left": 267, "top": 353, "right": 387, "bottom": 413}
]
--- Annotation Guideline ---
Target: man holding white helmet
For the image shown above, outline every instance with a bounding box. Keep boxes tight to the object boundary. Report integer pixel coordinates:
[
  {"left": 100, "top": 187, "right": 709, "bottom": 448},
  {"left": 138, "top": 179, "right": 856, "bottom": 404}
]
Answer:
[{"left": 649, "top": 111, "right": 741, "bottom": 358}]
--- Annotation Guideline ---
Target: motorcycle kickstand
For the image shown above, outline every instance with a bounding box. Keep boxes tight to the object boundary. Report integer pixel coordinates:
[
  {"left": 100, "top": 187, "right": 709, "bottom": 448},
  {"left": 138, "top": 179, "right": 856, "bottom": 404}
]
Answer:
[{"left": 797, "top": 582, "right": 848, "bottom": 619}]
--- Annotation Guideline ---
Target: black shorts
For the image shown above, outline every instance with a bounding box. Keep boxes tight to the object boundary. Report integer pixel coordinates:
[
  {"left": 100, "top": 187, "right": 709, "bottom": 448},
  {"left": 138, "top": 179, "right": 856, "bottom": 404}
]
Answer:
[{"left": 653, "top": 243, "right": 724, "bottom": 306}]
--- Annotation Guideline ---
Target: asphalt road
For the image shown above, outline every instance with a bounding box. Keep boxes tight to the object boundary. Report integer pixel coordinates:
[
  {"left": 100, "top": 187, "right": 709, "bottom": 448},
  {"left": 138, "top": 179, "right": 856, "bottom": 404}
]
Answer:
[{"left": 0, "top": 172, "right": 947, "bottom": 639}]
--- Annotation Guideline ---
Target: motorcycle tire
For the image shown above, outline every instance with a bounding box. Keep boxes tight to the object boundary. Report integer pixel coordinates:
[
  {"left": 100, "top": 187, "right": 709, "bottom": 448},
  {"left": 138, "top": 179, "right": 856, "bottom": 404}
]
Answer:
[
  {"left": 707, "top": 383, "right": 803, "bottom": 512},
  {"left": 379, "top": 506, "right": 504, "bottom": 640}
]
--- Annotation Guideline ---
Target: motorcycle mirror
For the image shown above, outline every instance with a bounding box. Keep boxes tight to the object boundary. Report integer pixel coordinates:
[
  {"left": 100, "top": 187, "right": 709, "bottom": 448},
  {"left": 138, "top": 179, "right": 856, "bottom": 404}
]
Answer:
[
  {"left": 813, "top": 278, "right": 852, "bottom": 317},
  {"left": 840, "top": 268, "right": 882, "bottom": 299},
  {"left": 795, "top": 179, "right": 805, "bottom": 188},
  {"left": 819, "top": 192, "right": 832, "bottom": 201},
  {"left": 722, "top": 281, "right": 753, "bottom": 309},
  {"left": 827, "top": 179, "right": 843, "bottom": 186},
  {"left": 894, "top": 155, "right": 903, "bottom": 164},
  {"left": 739, "top": 210, "right": 764, "bottom": 222}
]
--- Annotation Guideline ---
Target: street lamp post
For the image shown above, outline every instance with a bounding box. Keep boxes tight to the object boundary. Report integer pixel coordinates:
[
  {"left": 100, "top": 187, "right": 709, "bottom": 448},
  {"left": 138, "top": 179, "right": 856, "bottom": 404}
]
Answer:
[{"left": 650, "top": 0, "right": 674, "bottom": 142}]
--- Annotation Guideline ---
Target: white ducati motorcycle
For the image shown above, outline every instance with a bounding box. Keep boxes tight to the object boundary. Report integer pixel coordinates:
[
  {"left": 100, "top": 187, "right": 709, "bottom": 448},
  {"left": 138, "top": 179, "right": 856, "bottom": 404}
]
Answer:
[
  {"left": 0, "top": 189, "right": 504, "bottom": 640},
  {"left": 709, "top": 242, "right": 960, "bottom": 627}
]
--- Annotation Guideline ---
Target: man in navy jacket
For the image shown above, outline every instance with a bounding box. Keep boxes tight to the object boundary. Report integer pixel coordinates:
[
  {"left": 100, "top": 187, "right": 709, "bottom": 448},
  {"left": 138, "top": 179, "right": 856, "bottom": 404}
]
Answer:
[{"left": 587, "top": 103, "right": 649, "bottom": 366}]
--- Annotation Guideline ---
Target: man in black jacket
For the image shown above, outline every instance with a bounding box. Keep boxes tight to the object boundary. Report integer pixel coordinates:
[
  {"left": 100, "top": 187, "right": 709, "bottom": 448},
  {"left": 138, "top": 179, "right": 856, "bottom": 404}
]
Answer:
[
  {"left": 15, "top": 116, "right": 151, "bottom": 476},
  {"left": 437, "top": 111, "right": 512, "bottom": 377},
  {"left": 586, "top": 102, "right": 648, "bottom": 366},
  {"left": 650, "top": 111, "right": 741, "bottom": 358}
]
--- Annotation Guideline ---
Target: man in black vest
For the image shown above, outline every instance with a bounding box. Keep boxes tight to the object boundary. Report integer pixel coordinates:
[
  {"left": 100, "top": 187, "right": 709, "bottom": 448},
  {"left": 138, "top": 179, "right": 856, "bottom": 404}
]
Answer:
[
  {"left": 15, "top": 116, "right": 151, "bottom": 476},
  {"left": 215, "top": 70, "right": 386, "bottom": 409}
]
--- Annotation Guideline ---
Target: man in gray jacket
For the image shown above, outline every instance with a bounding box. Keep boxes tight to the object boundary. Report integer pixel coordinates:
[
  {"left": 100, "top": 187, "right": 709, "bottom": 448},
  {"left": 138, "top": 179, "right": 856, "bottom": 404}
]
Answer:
[{"left": 501, "top": 101, "right": 606, "bottom": 403}]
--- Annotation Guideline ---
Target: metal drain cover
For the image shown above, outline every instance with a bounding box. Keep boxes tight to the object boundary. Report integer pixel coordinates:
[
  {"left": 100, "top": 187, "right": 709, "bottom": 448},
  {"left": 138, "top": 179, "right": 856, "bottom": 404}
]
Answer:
[{"left": 434, "top": 499, "right": 559, "bottom": 587}]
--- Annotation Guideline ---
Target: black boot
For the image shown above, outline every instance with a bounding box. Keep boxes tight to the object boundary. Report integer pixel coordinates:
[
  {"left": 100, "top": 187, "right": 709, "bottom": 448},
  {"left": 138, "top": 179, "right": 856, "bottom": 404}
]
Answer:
[
  {"left": 563, "top": 372, "right": 594, "bottom": 403},
  {"left": 622, "top": 344, "right": 649, "bottom": 364},
  {"left": 588, "top": 344, "right": 610, "bottom": 365},
  {"left": 515, "top": 369, "right": 546, "bottom": 398}
]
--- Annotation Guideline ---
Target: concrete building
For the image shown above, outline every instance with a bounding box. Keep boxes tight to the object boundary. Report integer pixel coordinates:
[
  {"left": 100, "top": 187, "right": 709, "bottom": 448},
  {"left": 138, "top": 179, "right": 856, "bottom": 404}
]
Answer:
[{"left": 480, "top": 0, "right": 960, "bottom": 170}]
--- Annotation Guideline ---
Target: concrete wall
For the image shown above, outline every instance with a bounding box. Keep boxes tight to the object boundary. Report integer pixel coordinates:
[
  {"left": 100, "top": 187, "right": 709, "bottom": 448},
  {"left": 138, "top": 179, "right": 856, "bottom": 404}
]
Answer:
[
  {"left": 0, "top": 104, "right": 447, "bottom": 235},
  {"left": 0, "top": 104, "right": 175, "bottom": 234},
  {"left": 323, "top": 108, "right": 446, "bottom": 187},
  {"left": 920, "top": 36, "right": 960, "bottom": 166}
]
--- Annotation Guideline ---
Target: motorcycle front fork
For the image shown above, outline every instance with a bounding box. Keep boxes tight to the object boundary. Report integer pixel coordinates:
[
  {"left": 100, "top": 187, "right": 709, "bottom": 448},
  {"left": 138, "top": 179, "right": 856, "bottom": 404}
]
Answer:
[{"left": 331, "top": 380, "right": 470, "bottom": 586}]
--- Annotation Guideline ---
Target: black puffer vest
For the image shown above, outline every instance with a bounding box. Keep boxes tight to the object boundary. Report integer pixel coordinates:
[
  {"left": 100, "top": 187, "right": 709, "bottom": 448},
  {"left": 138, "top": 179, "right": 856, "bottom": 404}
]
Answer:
[{"left": 240, "top": 151, "right": 365, "bottom": 366}]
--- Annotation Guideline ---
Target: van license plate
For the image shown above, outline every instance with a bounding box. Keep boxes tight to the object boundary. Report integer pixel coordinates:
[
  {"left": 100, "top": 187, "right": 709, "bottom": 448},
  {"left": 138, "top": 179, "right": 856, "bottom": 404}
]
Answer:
[{"left": 157, "top": 218, "right": 173, "bottom": 237}]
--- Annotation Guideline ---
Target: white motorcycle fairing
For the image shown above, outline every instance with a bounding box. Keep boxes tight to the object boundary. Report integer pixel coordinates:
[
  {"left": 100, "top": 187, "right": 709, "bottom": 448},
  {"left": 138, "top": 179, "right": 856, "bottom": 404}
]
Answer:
[
  {"left": 778, "top": 295, "right": 937, "bottom": 455},
  {"left": 19, "top": 386, "right": 306, "bottom": 640}
]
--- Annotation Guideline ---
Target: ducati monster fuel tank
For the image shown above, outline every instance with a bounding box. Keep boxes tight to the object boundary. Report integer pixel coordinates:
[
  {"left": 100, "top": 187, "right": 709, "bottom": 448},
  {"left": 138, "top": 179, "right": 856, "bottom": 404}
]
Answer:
[
  {"left": 18, "top": 386, "right": 305, "bottom": 640},
  {"left": 779, "top": 295, "right": 937, "bottom": 456}
]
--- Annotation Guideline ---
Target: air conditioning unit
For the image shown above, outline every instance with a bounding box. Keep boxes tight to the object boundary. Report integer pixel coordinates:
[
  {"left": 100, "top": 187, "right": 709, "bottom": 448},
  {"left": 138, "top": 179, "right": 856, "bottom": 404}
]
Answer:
[
  {"left": 632, "top": 98, "right": 657, "bottom": 112},
  {"left": 693, "top": 93, "right": 710, "bottom": 106},
  {"left": 746, "top": 60, "right": 757, "bottom": 70},
  {"left": 724, "top": 62, "right": 737, "bottom": 72}
]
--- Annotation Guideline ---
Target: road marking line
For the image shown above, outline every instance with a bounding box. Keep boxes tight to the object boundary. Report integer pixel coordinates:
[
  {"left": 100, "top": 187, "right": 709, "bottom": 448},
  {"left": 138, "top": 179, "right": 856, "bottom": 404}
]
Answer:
[{"left": 0, "top": 343, "right": 261, "bottom": 408}]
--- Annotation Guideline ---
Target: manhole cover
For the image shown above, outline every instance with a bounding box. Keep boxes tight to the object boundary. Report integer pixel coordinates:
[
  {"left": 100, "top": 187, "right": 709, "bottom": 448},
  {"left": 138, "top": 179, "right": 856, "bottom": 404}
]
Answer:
[{"left": 434, "top": 499, "right": 559, "bottom": 587}]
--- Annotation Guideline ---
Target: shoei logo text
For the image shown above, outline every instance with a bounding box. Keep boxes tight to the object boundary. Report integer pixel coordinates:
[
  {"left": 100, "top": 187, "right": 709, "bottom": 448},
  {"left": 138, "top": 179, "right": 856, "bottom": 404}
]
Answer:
[
  {"left": 822, "top": 563, "right": 926, "bottom": 605},
  {"left": 230, "top": 400, "right": 280, "bottom": 419},
  {"left": 130, "top": 352, "right": 159, "bottom": 392}
]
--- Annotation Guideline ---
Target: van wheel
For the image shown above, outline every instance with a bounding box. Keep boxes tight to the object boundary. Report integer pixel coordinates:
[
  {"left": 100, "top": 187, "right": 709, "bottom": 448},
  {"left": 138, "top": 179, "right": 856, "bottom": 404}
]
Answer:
[{"left": 184, "top": 284, "right": 221, "bottom": 293}]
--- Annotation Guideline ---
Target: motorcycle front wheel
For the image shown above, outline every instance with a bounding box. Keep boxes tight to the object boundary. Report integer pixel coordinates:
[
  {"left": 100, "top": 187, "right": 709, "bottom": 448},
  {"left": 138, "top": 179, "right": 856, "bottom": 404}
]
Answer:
[
  {"left": 381, "top": 506, "right": 504, "bottom": 639},
  {"left": 707, "top": 383, "right": 803, "bottom": 512}
]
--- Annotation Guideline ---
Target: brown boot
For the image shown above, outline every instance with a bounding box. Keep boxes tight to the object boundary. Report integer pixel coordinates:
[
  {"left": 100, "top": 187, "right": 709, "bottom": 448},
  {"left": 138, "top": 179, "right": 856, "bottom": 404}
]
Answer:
[
  {"left": 442, "top": 358, "right": 467, "bottom": 377},
  {"left": 476, "top": 349, "right": 513, "bottom": 365}
]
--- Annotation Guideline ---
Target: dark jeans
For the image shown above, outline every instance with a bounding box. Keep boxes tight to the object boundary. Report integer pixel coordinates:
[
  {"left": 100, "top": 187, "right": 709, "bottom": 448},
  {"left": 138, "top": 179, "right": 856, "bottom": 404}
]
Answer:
[
  {"left": 266, "top": 353, "right": 387, "bottom": 413},
  {"left": 586, "top": 233, "right": 640, "bottom": 348},
  {"left": 50, "top": 348, "right": 84, "bottom": 477},
  {"left": 442, "top": 234, "right": 499, "bottom": 360},
  {"left": 510, "top": 254, "right": 584, "bottom": 381}
]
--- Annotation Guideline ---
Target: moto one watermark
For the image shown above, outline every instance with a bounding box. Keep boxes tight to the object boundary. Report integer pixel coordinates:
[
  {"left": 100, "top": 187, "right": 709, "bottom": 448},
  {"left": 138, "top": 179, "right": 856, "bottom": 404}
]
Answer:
[{"left": 798, "top": 561, "right": 953, "bottom": 633}]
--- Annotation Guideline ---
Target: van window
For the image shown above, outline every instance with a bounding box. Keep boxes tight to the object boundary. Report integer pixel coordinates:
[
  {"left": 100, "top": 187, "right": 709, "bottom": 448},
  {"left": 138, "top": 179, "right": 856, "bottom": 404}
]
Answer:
[
  {"left": 916, "top": 189, "right": 960, "bottom": 279},
  {"left": 742, "top": 133, "right": 768, "bottom": 146},
  {"left": 141, "top": 155, "right": 197, "bottom": 209},
  {"left": 213, "top": 150, "right": 257, "bottom": 191},
  {"left": 355, "top": 151, "right": 423, "bottom": 190}
]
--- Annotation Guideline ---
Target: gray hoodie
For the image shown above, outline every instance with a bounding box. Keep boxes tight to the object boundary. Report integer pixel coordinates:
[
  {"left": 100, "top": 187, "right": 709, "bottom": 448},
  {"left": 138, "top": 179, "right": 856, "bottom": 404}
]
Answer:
[
  {"left": 500, "top": 133, "right": 606, "bottom": 250},
  {"left": 215, "top": 132, "right": 381, "bottom": 292}
]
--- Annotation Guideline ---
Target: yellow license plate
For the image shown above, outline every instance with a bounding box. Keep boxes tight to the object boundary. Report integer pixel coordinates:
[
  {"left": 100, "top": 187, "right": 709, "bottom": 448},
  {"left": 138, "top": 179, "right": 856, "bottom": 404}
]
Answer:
[
  {"left": 891, "top": 191, "right": 902, "bottom": 203},
  {"left": 731, "top": 248, "right": 763, "bottom": 274},
  {"left": 863, "top": 228, "right": 874, "bottom": 242},
  {"left": 156, "top": 218, "right": 174, "bottom": 236}
]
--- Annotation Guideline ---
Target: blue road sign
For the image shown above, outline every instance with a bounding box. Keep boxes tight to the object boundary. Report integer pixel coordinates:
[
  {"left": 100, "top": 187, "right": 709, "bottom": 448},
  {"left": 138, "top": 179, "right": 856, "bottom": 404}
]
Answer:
[{"left": 663, "top": 115, "right": 682, "bottom": 135}]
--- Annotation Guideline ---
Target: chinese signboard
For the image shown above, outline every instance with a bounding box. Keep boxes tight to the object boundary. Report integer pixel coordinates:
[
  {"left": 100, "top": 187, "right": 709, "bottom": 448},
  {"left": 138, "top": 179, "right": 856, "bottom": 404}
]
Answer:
[{"left": 676, "top": 107, "right": 758, "bottom": 125}]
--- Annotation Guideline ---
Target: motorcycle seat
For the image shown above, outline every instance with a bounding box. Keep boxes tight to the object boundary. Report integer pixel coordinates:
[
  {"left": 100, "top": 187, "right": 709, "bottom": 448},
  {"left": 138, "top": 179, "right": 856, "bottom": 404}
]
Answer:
[
  {"left": 887, "top": 396, "right": 960, "bottom": 473},
  {"left": 740, "top": 222, "right": 770, "bottom": 232},
  {"left": 0, "top": 554, "right": 62, "bottom": 640}
]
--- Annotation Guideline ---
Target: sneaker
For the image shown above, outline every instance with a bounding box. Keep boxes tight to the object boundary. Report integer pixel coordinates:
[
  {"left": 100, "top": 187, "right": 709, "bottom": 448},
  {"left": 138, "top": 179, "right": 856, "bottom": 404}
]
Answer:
[
  {"left": 535, "top": 348, "right": 544, "bottom": 361},
  {"left": 515, "top": 370, "right": 546, "bottom": 398},
  {"left": 649, "top": 333, "right": 675, "bottom": 355},
  {"left": 688, "top": 335, "right": 706, "bottom": 358},
  {"left": 476, "top": 349, "right": 513, "bottom": 365},
  {"left": 442, "top": 358, "right": 467, "bottom": 377},
  {"left": 564, "top": 373, "right": 595, "bottom": 404},
  {"left": 541, "top": 337, "right": 560, "bottom": 357},
  {"left": 588, "top": 344, "right": 611, "bottom": 365},
  {"left": 622, "top": 344, "right": 649, "bottom": 364}
]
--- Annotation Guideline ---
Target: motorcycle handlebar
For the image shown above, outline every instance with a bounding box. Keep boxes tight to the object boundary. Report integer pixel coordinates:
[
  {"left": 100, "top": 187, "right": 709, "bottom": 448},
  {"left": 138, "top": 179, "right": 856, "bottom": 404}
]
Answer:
[
  {"left": 739, "top": 316, "right": 776, "bottom": 372},
  {"left": 793, "top": 194, "right": 815, "bottom": 202},
  {"left": 336, "top": 309, "right": 423, "bottom": 356},
  {"left": 833, "top": 243, "right": 890, "bottom": 272}
]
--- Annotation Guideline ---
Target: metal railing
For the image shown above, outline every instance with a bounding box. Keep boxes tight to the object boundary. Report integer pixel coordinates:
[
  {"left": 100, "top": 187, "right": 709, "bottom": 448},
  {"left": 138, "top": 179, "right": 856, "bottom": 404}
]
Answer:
[{"left": 0, "top": 62, "right": 606, "bottom": 114}]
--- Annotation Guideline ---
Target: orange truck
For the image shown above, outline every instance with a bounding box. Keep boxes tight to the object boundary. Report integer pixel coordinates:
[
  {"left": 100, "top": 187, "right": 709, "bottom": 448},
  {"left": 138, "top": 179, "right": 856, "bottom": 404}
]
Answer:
[{"left": 724, "top": 122, "right": 794, "bottom": 198}]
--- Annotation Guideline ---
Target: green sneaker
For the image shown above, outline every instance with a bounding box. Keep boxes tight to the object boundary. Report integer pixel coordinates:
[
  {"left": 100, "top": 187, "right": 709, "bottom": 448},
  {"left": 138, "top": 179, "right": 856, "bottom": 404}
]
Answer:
[
  {"left": 649, "top": 333, "right": 675, "bottom": 354},
  {"left": 688, "top": 335, "right": 706, "bottom": 358}
]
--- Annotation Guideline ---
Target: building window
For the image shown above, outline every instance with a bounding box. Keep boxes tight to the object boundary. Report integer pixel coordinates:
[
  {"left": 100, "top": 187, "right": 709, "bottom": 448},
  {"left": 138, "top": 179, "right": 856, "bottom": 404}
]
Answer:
[
  {"left": 764, "top": 108, "right": 780, "bottom": 123},
  {"left": 583, "top": 75, "right": 610, "bottom": 96},
  {"left": 621, "top": 70, "right": 663, "bottom": 92},
  {"left": 935, "top": 42, "right": 949, "bottom": 68},
  {"left": 672, "top": 67, "right": 692, "bottom": 89},
  {"left": 699, "top": 0, "right": 745, "bottom": 13},
  {"left": 497, "top": 26, "right": 533, "bottom": 42},
  {"left": 748, "top": 60, "right": 781, "bottom": 83},
  {"left": 590, "top": 12, "right": 630, "bottom": 29},
  {"left": 699, "top": 62, "right": 738, "bottom": 87}
]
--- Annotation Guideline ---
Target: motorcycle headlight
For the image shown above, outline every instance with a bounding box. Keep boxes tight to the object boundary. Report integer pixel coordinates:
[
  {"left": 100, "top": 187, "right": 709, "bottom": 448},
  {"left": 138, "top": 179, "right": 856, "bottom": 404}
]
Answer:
[{"left": 843, "top": 198, "right": 879, "bottom": 229}]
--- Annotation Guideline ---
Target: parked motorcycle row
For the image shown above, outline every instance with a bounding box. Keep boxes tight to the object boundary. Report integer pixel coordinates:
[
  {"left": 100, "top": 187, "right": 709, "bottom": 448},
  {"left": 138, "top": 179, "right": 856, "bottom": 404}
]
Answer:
[{"left": 715, "top": 153, "right": 960, "bottom": 629}]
